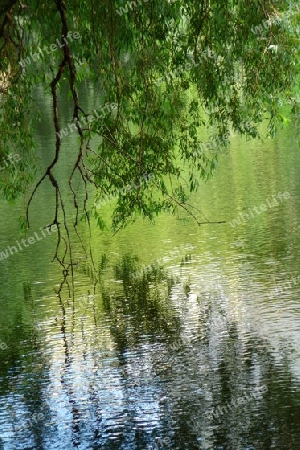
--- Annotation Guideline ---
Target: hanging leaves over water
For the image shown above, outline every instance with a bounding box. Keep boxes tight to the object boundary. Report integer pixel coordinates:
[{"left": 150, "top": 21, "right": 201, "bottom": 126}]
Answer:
[{"left": 0, "top": 0, "right": 299, "bottom": 267}]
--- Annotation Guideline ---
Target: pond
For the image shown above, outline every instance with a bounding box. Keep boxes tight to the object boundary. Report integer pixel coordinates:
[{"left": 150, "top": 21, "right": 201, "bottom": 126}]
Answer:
[{"left": 0, "top": 89, "right": 300, "bottom": 449}]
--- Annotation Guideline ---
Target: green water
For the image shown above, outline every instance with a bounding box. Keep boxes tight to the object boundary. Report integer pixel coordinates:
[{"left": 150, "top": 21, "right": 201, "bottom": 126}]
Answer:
[{"left": 0, "top": 90, "right": 300, "bottom": 449}]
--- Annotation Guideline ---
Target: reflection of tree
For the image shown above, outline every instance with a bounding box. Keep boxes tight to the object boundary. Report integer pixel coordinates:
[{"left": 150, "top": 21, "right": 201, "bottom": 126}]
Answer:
[
  {"left": 2, "top": 261, "right": 300, "bottom": 449},
  {"left": 172, "top": 322, "right": 300, "bottom": 449},
  {"left": 98, "top": 255, "right": 182, "bottom": 447},
  {"left": 57, "top": 287, "right": 82, "bottom": 447},
  {"left": 100, "top": 260, "right": 300, "bottom": 448},
  {"left": 105, "top": 255, "right": 181, "bottom": 342},
  {"left": 244, "top": 336, "right": 300, "bottom": 449},
  {"left": 0, "top": 282, "right": 51, "bottom": 448},
  {"left": 0, "top": 282, "right": 42, "bottom": 382}
]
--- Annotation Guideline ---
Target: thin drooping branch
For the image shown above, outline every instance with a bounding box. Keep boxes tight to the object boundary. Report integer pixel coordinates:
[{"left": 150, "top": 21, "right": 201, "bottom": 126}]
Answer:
[
  {"left": 25, "top": 0, "right": 79, "bottom": 283},
  {"left": 55, "top": 0, "right": 80, "bottom": 122},
  {"left": 96, "top": 123, "right": 225, "bottom": 228},
  {"left": 55, "top": 0, "right": 96, "bottom": 275},
  {"left": 24, "top": 0, "right": 226, "bottom": 282},
  {"left": 25, "top": 0, "right": 97, "bottom": 282},
  {"left": 26, "top": 56, "right": 67, "bottom": 229}
]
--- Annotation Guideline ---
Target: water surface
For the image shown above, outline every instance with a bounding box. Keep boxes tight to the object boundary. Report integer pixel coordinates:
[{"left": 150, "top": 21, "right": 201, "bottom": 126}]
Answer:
[{"left": 0, "top": 92, "right": 300, "bottom": 449}]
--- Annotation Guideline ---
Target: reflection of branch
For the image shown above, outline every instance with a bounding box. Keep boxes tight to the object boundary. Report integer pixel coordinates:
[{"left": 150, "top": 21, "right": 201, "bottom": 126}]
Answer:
[{"left": 56, "top": 283, "right": 81, "bottom": 442}]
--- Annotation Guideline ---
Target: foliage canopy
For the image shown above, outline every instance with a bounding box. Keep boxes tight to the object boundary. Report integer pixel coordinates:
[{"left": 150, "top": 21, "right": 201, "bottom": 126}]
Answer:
[{"left": 0, "top": 0, "right": 299, "bottom": 266}]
